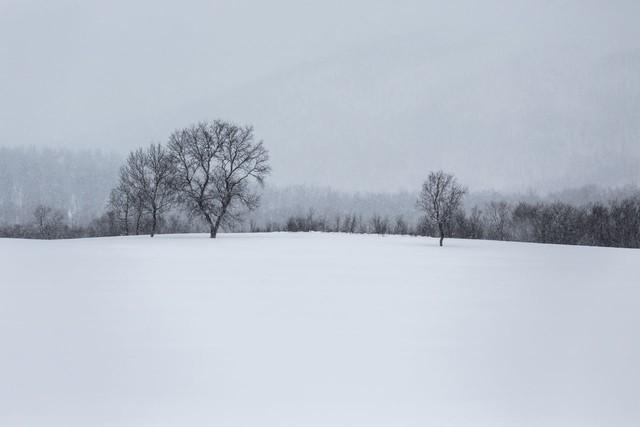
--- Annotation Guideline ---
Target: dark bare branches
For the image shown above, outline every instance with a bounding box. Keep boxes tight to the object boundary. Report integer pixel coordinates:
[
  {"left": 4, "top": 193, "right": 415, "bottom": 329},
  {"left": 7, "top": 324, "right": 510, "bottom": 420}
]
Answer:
[
  {"left": 33, "top": 205, "right": 65, "bottom": 239},
  {"left": 417, "top": 171, "right": 467, "bottom": 246},
  {"left": 169, "top": 120, "right": 270, "bottom": 238},
  {"left": 120, "top": 143, "right": 176, "bottom": 237}
]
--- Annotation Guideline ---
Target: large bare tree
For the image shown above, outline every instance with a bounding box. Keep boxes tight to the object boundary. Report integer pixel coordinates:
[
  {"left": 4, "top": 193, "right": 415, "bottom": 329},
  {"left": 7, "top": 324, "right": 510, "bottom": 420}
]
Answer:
[
  {"left": 417, "top": 170, "right": 467, "bottom": 246},
  {"left": 169, "top": 120, "right": 270, "bottom": 238}
]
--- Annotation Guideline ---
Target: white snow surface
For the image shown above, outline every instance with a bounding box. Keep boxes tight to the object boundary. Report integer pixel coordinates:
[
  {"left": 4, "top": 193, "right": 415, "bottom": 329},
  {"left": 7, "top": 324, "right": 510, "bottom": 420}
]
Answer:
[{"left": 1, "top": 232, "right": 639, "bottom": 426}]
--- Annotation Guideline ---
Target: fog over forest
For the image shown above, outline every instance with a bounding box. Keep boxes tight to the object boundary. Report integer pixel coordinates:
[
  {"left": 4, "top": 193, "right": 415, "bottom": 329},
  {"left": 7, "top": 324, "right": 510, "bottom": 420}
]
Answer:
[
  {"left": 1, "top": 147, "right": 639, "bottom": 229},
  {"left": 1, "top": 0, "right": 639, "bottom": 192}
]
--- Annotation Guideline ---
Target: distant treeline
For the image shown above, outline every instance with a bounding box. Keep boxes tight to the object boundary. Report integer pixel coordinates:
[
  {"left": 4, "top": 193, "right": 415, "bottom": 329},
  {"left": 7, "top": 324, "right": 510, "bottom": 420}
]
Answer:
[
  {"left": 0, "top": 206, "right": 199, "bottom": 240},
  {"left": 1, "top": 146, "right": 639, "bottom": 248},
  {"left": 247, "top": 198, "right": 640, "bottom": 249},
  {"left": 3, "top": 191, "right": 640, "bottom": 249}
]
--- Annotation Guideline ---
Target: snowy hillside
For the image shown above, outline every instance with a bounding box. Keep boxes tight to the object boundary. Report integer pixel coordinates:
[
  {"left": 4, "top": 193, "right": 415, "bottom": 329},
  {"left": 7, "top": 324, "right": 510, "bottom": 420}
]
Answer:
[{"left": 1, "top": 233, "right": 639, "bottom": 426}]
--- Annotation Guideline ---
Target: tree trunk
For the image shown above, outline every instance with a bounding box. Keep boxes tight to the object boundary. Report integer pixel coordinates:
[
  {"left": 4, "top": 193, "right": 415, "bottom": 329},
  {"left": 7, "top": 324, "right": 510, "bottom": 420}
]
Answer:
[
  {"left": 150, "top": 210, "right": 157, "bottom": 237},
  {"left": 203, "top": 213, "right": 216, "bottom": 238},
  {"left": 210, "top": 202, "right": 228, "bottom": 239},
  {"left": 438, "top": 222, "right": 445, "bottom": 247},
  {"left": 123, "top": 208, "right": 129, "bottom": 236},
  {"left": 135, "top": 211, "right": 141, "bottom": 235},
  {"left": 211, "top": 216, "right": 223, "bottom": 239}
]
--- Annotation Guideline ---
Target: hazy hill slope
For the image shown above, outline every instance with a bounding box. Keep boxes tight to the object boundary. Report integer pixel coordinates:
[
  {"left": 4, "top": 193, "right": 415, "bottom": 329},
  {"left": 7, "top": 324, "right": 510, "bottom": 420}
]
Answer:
[
  {"left": 0, "top": 147, "right": 120, "bottom": 225},
  {"left": 190, "top": 39, "right": 640, "bottom": 192}
]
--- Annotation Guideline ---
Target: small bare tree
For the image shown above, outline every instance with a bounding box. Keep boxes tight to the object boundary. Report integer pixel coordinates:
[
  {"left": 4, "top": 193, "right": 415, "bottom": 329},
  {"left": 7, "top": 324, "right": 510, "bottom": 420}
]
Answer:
[
  {"left": 417, "top": 171, "right": 467, "bottom": 246},
  {"left": 333, "top": 214, "right": 342, "bottom": 233},
  {"left": 484, "top": 201, "right": 512, "bottom": 241},
  {"left": 107, "top": 183, "right": 133, "bottom": 235},
  {"left": 122, "top": 144, "right": 176, "bottom": 237},
  {"left": 144, "top": 143, "right": 176, "bottom": 237},
  {"left": 169, "top": 120, "right": 270, "bottom": 238},
  {"left": 33, "top": 205, "right": 65, "bottom": 239},
  {"left": 116, "top": 161, "right": 146, "bottom": 235},
  {"left": 370, "top": 214, "right": 389, "bottom": 235},
  {"left": 393, "top": 215, "right": 409, "bottom": 235},
  {"left": 344, "top": 214, "right": 358, "bottom": 233}
]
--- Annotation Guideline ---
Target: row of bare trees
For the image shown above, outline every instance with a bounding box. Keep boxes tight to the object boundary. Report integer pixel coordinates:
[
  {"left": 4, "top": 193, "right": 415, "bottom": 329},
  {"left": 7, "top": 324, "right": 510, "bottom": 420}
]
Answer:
[
  {"left": 248, "top": 197, "right": 639, "bottom": 248},
  {"left": 107, "top": 120, "right": 270, "bottom": 238},
  {"left": 246, "top": 170, "right": 640, "bottom": 249},
  {"left": 0, "top": 205, "right": 73, "bottom": 239},
  {"left": 33, "top": 205, "right": 66, "bottom": 239},
  {"left": 248, "top": 171, "right": 467, "bottom": 246},
  {"left": 267, "top": 211, "right": 412, "bottom": 235}
]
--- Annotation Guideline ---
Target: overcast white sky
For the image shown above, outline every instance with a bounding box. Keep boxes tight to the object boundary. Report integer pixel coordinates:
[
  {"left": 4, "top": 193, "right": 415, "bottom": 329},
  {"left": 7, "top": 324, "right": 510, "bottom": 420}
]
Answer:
[{"left": 1, "top": 0, "right": 639, "bottom": 191}]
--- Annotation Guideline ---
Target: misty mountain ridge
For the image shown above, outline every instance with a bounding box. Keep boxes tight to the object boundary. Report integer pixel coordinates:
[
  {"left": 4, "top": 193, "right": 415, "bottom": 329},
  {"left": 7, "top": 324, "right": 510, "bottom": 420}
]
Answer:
[
  {"left": 2, "top": 1, "right": 639, "bottom": 193},
  {"left": 169, "top": 35, "right": 640, "bottom": 193}
]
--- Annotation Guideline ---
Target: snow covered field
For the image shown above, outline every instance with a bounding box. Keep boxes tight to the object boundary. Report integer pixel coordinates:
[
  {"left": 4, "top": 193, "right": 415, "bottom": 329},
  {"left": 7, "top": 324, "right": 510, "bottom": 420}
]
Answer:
[{"left": 1, "top": 233, "right": 639, "bottom": 426}]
